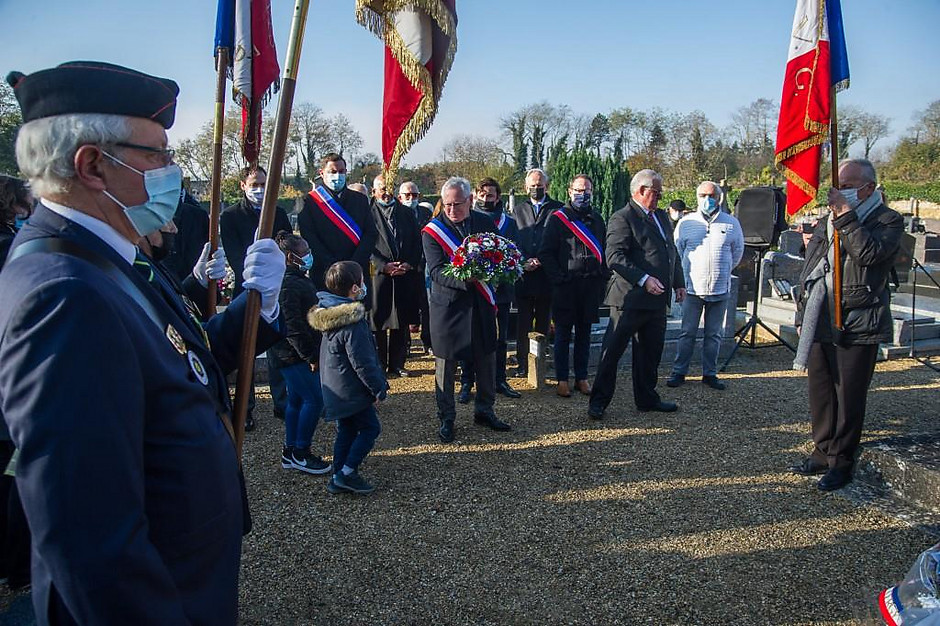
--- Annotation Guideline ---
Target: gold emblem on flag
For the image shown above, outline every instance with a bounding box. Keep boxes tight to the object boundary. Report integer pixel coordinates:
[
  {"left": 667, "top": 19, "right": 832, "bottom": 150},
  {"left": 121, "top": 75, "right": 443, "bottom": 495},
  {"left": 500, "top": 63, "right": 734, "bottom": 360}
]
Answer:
[{"left": 166, "top": 324, "right": 187, "bottom": 355}]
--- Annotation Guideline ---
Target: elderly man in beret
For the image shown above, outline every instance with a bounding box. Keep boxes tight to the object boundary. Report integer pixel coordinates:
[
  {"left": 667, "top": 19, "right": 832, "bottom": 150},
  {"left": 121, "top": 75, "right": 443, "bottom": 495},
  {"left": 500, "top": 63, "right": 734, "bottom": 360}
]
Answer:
[{"left": 0, "top": 61, "right": 286, "bottom": 624}]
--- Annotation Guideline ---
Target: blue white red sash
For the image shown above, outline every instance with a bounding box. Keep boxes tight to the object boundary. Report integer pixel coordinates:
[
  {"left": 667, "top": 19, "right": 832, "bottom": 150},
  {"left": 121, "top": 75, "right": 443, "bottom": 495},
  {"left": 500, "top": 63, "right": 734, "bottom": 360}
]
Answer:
[
  {"left": 309, "top": 185, "right": 362, "bottom": 246},
  {"left": 494, "top": 212, "right": 508, "bottom": 234},
  {"left": 554, "top": 211, "right": 603, "bottom": 263},
  {"left": 422, "top": 219, "right": 497, "bottom": 309}
]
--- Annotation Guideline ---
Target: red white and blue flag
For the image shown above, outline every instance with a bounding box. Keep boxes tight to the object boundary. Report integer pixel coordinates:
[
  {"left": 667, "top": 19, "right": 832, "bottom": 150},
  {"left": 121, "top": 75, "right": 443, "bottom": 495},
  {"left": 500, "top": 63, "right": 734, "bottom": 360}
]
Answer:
[
  {"left": 554, "top": 211, "right": 603, "bottom": 264},
  {"left": 309, "top": 186, "right": 363, "bottom": 246},
  {"left": 422, "top": 219, "right": 497, "bottom": 309},
  {"left": 356, "top": 1, "right": 457, "bottom": 182},
  {"left": 774, "top": 0, "right": 849, "bottom": 216},
  {"left": 214, "top": 0, "right": 280, "bottom": 165}
]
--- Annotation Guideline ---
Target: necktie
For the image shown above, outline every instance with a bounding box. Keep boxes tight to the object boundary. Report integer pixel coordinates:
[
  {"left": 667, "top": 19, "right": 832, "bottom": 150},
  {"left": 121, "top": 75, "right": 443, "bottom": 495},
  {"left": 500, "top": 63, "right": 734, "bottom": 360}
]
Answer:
[{"left": 134, "top": 252, "right": 208, "bottom": 347}]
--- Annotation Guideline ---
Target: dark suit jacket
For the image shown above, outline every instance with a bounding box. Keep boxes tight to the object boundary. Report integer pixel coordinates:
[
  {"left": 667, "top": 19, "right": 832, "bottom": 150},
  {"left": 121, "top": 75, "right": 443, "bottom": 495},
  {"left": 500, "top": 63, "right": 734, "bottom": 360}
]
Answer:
[
  {"left": 370, "top": 200, "right": 423, "bottom": 330},
  {"left": 422, "top": 212, "right": 498, "bottom": 360},
  {"left": 297, "top": 186, "right": 378, "bottom": 291},
  {"left": 163, "top": 194, "right": 209, "bottom": 283},
  {"left": 604, "top": 199, "right": 684, "bottom": 311},
  {"left": 220, "top": 196, "right": 293, "bottom": 297},
  {"left": 0, "top": 204, "right": 281, "bottom": 625},
  {"left": 513, "top": 197, "right": 563, "bottom": 298}
]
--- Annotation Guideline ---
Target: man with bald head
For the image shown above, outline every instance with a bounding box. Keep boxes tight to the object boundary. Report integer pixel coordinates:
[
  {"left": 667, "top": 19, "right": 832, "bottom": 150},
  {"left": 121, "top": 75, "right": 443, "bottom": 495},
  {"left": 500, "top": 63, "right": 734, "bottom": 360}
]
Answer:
[
  {"left": 667, "top": 181, "right": 744, "bottom": 390},
  {"left": 789, "top": 158, "right": 903, "bottom": 492},
  {"left": 0, "top": 61, "right": 286, "bottom": 623},
  {"left": 369, "top": 174, "right": 422, "bottom": 377},
  {"left": 589, "top": 169, "right": 685, "bottom": 419}
]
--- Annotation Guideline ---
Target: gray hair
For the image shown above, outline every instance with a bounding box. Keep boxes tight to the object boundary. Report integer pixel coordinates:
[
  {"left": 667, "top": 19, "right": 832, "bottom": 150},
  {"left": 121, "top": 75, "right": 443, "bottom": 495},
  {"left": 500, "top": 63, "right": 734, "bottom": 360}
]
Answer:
[
  {"left": 839, "top": 158, "right": 877, "bottom": 183},
  {"left": 399, "top": 180, "right": 419, "bottom": 194},
  {"left": 630, "top": 169, "right": 663, "bottom": 195},
  {"left": 15, "top": 113, "right": 133, "bottom": 198},
  {"left": 525, "top": 168, "right": 548, "bottom": 184},
  {"left": 696, "top": 180, "right": 720, "bottom": 197},
  {"left": 440, "top": 176, "right": 471, "bottom": 200}
]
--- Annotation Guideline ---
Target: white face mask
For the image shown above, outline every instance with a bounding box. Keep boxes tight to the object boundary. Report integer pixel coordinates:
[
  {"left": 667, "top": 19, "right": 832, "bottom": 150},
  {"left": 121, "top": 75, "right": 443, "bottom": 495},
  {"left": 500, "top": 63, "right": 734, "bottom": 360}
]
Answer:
[{"left": 245, "top": 186, "right": 265, "bottom": 206}]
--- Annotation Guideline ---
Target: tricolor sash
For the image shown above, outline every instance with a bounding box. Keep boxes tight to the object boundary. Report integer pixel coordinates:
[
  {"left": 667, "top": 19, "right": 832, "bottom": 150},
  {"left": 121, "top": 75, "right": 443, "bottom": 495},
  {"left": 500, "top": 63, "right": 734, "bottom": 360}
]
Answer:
[
  {"left": 555, "top": 211, "right": 603, "bottom": 263},
  {"left": 494, "top": 212, "right": 508, "bottom": 234},
  {"left": 423, "top": 219, "right": 497, "bottom": 309},
  {"left": 309, "top": 185, "right": 362, "bottom": 246}
]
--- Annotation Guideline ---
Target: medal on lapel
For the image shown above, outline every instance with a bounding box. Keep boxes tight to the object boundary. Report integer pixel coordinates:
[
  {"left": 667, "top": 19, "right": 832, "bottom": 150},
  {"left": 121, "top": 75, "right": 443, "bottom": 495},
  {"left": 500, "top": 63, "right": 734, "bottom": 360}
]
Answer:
[
  {"left": 187, "top": 350, "right": 210, "bottom": 385},
  {"left": 166, "top": 324, "right": 187, "bottom": 355}
]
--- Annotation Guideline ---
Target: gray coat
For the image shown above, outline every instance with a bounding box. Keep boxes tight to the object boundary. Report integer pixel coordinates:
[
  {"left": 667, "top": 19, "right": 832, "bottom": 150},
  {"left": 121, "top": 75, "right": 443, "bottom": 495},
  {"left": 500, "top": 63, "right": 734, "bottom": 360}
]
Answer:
[{"left": 309, "top": 296, "right": 388, "bottom": 420}]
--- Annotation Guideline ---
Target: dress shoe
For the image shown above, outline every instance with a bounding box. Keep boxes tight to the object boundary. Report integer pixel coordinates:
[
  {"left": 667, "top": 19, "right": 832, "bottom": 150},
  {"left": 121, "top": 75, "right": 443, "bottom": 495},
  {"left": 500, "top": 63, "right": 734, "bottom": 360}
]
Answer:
[
  {"left": 638, "top": 401, "right": 678, "bottom": 413},
  {"left": 556, "top": 381, "right": 571, "bottom": 397},
  {"left": 818, "top": 467, "right": 853, "bottom": 491},
  {"left": 666, "top": 374, "right": 685, "bottom": 388},
  {"left": 457, "top": 383, "right": 472, "bottom": 404},
  {"left": 702, "top": 375, "right": 726, "bottom": 390},
  {"left": 474, "top": 412, "right": 511, "bottom": 431},
  {"left": 387, "top": 368, "right": 411, "bottom": 378},
  {"left": 575, "top": 380, "right": 592, "bottom": 395},
  {"left": 497, "top": 381, "right": 522, "bottom": 398},
  {"left": 514, "top": 368, "right": 528, "bottom": 379},
  {"left": 438, "top": 419, "right": 455, "bottom": 443},
  {"left": 788, "top": 458, "right": 828, "bottom": 476},
  {"left": 587, "top": 406, "right": 605, "bottom": 420},
  {"left": 244, "top": 414, "right": 256, "bottom": 432}
]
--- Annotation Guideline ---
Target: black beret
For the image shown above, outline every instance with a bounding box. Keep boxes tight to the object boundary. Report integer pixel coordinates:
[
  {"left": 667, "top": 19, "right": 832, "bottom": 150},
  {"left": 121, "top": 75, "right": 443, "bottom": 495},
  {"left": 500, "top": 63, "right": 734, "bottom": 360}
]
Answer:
[
  {"left": 5, "top": 61, "right": 179, "bottom": 129},
  {"left": 669, "top": 199, "right": 688, "bottom": 211}
]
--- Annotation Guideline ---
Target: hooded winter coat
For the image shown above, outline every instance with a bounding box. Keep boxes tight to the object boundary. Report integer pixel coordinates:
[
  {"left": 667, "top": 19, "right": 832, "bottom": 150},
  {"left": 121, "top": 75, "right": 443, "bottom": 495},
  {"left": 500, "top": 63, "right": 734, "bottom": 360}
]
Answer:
[{"left": 309, "top": 293, "right": 388, "bottom": 420}]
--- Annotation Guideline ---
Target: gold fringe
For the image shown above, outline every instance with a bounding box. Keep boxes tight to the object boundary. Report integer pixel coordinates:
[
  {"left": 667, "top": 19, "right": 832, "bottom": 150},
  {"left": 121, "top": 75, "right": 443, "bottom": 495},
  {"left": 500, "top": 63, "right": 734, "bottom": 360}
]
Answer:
[{"left": 355, "top": 0, "right": 458, "bottom": 183}]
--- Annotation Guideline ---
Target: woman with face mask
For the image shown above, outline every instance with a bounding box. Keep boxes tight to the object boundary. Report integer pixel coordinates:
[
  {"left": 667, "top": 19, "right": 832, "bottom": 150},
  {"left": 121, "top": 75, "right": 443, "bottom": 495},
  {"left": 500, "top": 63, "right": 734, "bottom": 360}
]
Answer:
[{"left": 271, "top": 231, "right": 331, "bottom": 475}]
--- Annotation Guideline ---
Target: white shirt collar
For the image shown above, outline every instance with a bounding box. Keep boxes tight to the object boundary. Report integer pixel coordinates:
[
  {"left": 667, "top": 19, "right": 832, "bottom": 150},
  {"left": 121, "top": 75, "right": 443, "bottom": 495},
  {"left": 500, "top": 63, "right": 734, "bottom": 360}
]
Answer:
[{"left": 41, "top": 199, "right": 138, "bottom": 264}]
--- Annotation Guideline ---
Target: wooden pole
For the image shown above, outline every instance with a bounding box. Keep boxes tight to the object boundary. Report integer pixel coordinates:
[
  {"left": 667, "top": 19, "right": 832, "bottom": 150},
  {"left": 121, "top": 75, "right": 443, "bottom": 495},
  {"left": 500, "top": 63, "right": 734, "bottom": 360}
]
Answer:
[
  {"left": 829, "top": 86, "right": 843, "bottom": 330},
  {"left": 206, "top": 46, "right": 229, "bottom": 319},
  {"left": 232, "top": 0, "right": 311, "bottom": 457}
]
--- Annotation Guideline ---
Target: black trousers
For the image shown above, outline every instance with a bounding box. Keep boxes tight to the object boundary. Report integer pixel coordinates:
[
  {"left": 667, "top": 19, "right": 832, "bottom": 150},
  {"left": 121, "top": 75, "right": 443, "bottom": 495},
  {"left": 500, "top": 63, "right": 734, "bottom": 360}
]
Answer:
[
  {"left": 375, "top": 328, "right": 409, "bottom": 372},
  {"left": 0, "top": 441, "right": 30, "bottom": 588},
  {"left": 590, "top": 307, "right": 667, "bottom": 411},
  {"left": 460, "top": 302, "right": 510, "bottom": 386},
  {"left": 515, "top": 294, "right": 552, "bottom": 374},
  {"left": 807, "top": 342, "right": 879, "bottom": 470}
]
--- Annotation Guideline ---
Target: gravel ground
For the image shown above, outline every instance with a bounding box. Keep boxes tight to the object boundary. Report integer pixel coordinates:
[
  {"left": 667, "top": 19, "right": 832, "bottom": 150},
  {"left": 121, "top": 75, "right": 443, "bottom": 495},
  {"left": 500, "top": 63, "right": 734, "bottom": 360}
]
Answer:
[
  {"left": 1, "top": 344, "right": 937, "bottom": 625},
  {"left": 237, "top": 345, "right": 939, "bottom": 625}
]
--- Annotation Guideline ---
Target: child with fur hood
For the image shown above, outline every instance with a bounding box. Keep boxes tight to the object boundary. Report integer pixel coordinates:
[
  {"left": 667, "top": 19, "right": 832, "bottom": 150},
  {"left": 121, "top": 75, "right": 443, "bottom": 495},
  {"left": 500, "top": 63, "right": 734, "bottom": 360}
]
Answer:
[{"left": 309, "top": 261, "right": 388, "bottom": 494}]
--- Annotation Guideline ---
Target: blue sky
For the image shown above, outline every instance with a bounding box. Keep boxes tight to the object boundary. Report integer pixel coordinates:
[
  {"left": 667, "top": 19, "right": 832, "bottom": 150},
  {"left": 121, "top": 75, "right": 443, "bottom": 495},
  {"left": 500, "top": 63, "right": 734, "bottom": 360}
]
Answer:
[{"left": 2, "top": 0, "right": 938, "bottom": 165}]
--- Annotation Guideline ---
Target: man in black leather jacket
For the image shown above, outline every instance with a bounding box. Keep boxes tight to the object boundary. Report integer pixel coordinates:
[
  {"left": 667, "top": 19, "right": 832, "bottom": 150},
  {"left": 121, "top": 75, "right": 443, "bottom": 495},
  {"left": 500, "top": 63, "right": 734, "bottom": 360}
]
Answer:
[{"left": 790, "top": 158, "right": 903, "bottom": 492}]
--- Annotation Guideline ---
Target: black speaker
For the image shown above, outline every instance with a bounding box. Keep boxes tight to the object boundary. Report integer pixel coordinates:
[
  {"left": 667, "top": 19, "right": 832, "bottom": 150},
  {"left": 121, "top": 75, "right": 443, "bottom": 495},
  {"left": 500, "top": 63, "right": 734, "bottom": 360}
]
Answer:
[{"left": 734, "top": 186, "right": 788, "bottom": 247}]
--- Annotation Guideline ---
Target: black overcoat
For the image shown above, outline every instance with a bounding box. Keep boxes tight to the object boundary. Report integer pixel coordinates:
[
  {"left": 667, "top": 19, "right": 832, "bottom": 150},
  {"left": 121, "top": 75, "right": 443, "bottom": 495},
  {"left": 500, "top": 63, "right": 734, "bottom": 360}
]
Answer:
[
  {"left": 220, "top": 196, "right": 293, "bottom": 296},
  {"left": 370, "top": 199, "right": 423, "bottom": 330},
  {"left": 513, "top": 196, "right": 563, "bottom": 298},
  {"left": 422, "top": 211, "right": 498, "bottom": 360}
]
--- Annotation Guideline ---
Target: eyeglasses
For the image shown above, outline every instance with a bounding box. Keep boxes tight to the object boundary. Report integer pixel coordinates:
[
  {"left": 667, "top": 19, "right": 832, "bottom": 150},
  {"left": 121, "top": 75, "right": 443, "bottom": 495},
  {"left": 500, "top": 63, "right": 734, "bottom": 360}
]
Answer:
[
  {"left": 113, "top": 142, "right": 176, "bottom": 165},
  {"left": 401, "top": 192, "right": 419, "bottom": 198},
  {"left": 442, "top": 199, "right": 468, "bottom": 209},
  {"left": 645, "top": 187, "right": 663, "bottom": 197}
]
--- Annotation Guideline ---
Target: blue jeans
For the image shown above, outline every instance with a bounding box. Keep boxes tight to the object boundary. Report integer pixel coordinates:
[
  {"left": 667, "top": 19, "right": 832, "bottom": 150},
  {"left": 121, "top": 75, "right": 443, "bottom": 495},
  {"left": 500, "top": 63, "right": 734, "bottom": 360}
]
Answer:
[
  {"left": 672, "top": 294, "right": 726, "bottom": 377},
  {"left": 279, "top": 362, "right": 323, "bottom": 450},
  {"left": 333, "top": 406, "right": 381, "bottom": 473},
  {"left": 554, "top": 321, "right": 592, "bottom": 381}
]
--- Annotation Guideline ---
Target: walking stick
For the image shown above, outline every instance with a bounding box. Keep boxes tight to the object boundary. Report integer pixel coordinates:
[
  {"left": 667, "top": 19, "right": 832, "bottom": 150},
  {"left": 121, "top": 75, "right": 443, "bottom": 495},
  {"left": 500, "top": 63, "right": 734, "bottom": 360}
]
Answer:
[{"left": 232, "top": 0, "right": 311, "bottom": 457}]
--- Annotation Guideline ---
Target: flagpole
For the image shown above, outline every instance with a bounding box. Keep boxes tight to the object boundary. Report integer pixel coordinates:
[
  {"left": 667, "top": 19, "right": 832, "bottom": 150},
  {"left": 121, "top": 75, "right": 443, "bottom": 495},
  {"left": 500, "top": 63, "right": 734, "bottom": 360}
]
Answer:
[
  {"left": 232, "top": 0, "right": 311, "bottom": 457},
  {"left": 829, "top": 86, "right": 844, "bottom": 330},
  {"left": 206, "top": 46, "right": 230, "bottom": 319}
]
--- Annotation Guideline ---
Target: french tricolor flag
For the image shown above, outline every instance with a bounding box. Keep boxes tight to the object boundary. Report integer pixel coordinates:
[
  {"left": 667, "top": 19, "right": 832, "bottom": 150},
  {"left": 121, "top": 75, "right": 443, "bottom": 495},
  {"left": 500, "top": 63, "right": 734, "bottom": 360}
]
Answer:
[{"left": 774, "top": 0, "right": 849, "bottom": 216}]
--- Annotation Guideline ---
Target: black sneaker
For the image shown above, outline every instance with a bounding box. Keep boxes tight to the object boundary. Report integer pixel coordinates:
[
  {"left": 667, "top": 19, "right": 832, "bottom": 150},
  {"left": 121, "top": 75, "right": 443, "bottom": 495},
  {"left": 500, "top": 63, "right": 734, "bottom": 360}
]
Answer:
[
  {"left": 280, "top": 446, "right": 294, "bottom": 469},
  {"left": 666, "top": 374, "right": 685, "bottom": 388},
  {"left": 290, "top": 448, "right": 332, "bottom": 475},
  {"left": 334, "top": 470, "right": 375, "bottom": 494},
  {"left": 702, "top": 375, "right": 726, "bottom": 390},
  {"left": 326, "top": 476, "right": 350, "bottom": 494}
]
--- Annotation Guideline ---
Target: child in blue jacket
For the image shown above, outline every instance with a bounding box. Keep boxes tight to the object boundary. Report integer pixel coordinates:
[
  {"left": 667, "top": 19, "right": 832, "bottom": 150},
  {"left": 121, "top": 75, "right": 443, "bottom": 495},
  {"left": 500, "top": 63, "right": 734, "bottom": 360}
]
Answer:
[{"left": 309, "top": 261, "right": 388, "bottom": 494}]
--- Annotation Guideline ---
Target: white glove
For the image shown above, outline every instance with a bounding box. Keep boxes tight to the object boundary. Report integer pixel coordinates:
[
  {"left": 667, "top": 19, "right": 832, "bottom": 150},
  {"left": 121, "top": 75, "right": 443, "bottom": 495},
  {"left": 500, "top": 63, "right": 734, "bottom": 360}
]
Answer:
[
  {"left": 242, "top": 238, "right": 286, "bottom": 321},
  {"left": 192, "top": 243, "right": 227, "bottom": 288}
]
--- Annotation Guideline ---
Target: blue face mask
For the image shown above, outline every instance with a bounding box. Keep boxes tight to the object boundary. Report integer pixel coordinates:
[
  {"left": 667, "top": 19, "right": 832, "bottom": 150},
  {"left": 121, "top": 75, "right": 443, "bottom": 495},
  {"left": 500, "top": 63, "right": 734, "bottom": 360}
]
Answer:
[
  {"left": 355, "top": 282, "right": 367, "bottom": 301},
  {"left": 699, "top": 196, "right": 719, "bottom": 215},
  {"left": 14, "top": 216, "right": 27, "bottom": 230},
  {"left": 245, "top": 186, "right": 265, "bottom": 207},
  {"left": 571, "top": 192, "right": 592, "bottom": 209},
  {"left": 102, "top": 151, "right": 183, "bottom": 237},
  {"left": 299, "top": 252, "right": 313, "bottom": 271},
  {"left": 839, "top": 187, "right": 860, "bottom": 209},
  {"left": 323, "top": 172, "right": 346, "bottom": 191}
]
